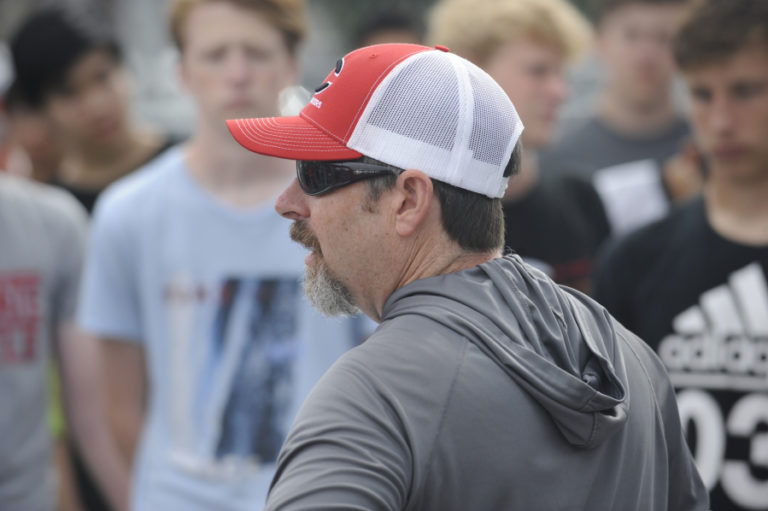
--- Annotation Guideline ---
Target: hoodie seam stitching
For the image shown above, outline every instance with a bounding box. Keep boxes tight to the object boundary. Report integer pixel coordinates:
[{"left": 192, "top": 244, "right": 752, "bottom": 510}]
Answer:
[
  {"left": 416, "top": 338, "right": 469, "bottom": 497},
  {"left": 618, "top": 332, "right": 657, "bottom": 406},
  {"left": 618, "top": 332, "right": 664, "bottom": 426}
]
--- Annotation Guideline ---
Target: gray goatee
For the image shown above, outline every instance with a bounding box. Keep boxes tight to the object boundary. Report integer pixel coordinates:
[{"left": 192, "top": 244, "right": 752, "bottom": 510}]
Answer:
[{"left": 290, "top": 221, "right": 359, "bottom": 317}]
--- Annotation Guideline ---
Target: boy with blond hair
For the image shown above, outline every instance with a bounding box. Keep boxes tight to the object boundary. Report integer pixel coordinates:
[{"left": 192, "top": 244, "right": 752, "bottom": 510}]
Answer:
[
  {"left": 77, "top": 1, "right": 362, "bottom": 509},
  {"left": 427, "top": 0, "right": 610, "bottom": 293}
]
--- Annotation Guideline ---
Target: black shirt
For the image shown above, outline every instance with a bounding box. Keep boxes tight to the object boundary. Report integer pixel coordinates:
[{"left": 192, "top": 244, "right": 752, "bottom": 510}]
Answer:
[
  {"left": 503, "top": 174, "right": 610, "bottom": 293},
  {"left": 53, "top": 138, "right": 177, "bottom": 214},
  {"left": 595, "top": 196, "right": 768, "bottom": 511}
]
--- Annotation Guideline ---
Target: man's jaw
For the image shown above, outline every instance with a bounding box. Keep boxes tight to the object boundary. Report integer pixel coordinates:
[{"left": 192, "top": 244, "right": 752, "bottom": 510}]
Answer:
[{"left": 289, "top": 220, "right": 360, "bottom": 317}]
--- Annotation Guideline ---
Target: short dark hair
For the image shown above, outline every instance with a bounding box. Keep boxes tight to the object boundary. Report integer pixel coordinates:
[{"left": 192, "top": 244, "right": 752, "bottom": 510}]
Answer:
[
  {"left": 354, "top": 10, "right": 424, "bottom": 48},
  {"left": 10, "top": 7, "right": 121, "bottom": 108},
  {"left": 363, "top": 141, "right": 522, "bottom": 253},
  {"left": 589, "top": 0, "right": 688, "bottom": 24},
  {"left": 673, "top": 0, "right": 768, "bottom": 71},
  {"left": 2, "top": 80, "right": 33, "bottom": 115}
]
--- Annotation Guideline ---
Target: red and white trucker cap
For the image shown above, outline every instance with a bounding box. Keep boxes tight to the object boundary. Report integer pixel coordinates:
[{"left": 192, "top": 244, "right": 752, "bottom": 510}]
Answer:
[{"left": 226, "top": 43, "right": 524, "bottom": 199}]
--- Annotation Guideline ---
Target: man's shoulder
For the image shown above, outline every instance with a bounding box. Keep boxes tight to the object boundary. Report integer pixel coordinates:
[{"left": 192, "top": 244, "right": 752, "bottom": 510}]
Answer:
[
  {"left": 354, "top": 316, "right": 469, "bottom": 378},
  {"left": 302, "top": 318, "right": 470, "bottom": 430},
  {"left": 329, "top": 317, "right": 465, "bottom": 374}
]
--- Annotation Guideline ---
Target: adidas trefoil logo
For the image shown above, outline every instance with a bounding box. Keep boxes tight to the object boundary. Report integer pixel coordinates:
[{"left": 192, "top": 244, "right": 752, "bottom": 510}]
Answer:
[{"left": 659, "top": 262, "right": 768, "bottom": 391}]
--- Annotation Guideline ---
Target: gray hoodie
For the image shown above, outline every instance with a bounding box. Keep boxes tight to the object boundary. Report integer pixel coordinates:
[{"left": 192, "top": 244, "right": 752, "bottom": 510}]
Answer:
[{"left": 266, "top": 255, "right": 708, "bottom": 510}]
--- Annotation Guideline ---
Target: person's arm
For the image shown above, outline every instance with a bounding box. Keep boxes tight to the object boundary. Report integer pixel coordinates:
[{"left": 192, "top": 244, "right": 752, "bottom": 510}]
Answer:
[
  {"left": 53, "top": 434, "right": 84, "bottom": 511},
  {"left": 98, "top": 336, "right": 147, "bottom": 470},
  {"left": 47, "top": 361, "right": 84, "bottom": 511},
  {"left": 56, "top": 324, "right": 136, "bottom": 511},
  {"left": 53, "top": 186, "right": 144, "bottom": 511}
]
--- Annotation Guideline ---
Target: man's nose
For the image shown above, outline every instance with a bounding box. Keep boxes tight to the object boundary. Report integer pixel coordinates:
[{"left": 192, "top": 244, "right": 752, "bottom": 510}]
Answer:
[{"left": 275, "top": 178, "right": 309, "bottom": 220}]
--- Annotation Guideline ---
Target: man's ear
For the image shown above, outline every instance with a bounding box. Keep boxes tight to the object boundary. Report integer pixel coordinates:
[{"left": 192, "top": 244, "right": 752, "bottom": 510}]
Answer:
[{"left": 393, "top": 170, "right": 435, "bottom": 238}]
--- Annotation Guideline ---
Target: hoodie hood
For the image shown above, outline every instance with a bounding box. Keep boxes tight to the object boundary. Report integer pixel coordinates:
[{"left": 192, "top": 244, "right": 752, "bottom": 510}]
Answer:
[{"left": 381, "top": 254, "right": 629, "bottom": 449}]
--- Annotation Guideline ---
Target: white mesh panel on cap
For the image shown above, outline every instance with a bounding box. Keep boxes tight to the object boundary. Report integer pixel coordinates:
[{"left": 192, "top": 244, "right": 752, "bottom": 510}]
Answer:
[
  {"left": 365, "top": 54, "right": 459, "bottom": 151},
  {"left": 468, "top": 68, "right": 522, "bottom": 166},
  {"left": 347, "top": 49, "right": 523, "bottom": 198}
]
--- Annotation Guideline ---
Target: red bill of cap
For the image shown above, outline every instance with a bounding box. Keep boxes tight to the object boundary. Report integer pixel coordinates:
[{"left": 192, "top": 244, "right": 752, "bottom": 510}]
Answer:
[
  {"left": 227, "top": 43, "right": 435, "bottom": 161},
  {"left": 226, "top": 116, "right": 362, "bottom": 161}
]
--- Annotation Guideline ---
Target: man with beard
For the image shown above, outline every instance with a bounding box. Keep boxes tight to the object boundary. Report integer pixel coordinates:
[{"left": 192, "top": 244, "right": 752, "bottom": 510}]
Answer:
[
  {"left": 226, "top": 42, "right": 708, "bottom": 510},
  {"left": 76, "top": 1, "right": 363, "bottom": 510}
]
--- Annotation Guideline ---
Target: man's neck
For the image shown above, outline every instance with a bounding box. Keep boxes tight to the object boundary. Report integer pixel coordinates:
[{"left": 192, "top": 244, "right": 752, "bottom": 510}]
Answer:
[
  {"left": 706, "top": 172, "right": 768, "bottom": 245},
  {"left": 370, "top": 224, "right": 498, "bottom": 321},
  {"left": 184, "top": 122, "right": 294, "bottom": 209},
  {"left": 599, "top": 88, "right": 679, "bottom": 138}
]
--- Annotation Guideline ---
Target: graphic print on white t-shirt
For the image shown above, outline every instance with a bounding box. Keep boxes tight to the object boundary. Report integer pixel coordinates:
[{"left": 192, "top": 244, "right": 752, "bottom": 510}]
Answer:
[
  {"left": 658, "top": 263, "right": 768, "bottom": 510},
  {"left": 163, "top": 274, "right": 300, "bottom": 480}
]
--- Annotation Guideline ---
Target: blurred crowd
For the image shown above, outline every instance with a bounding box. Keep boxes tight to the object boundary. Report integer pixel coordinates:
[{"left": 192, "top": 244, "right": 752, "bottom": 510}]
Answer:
[{"left": 0, "top": 1, "right": 766, "bottom": 511}]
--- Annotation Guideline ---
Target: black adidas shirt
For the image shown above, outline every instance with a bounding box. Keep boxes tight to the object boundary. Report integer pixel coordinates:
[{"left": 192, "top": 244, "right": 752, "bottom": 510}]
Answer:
[{"left": 595, "top": 196, "right": 768, "bottom": 511}]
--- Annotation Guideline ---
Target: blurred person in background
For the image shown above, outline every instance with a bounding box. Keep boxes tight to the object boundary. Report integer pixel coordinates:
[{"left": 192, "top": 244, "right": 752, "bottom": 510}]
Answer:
[
  {"left": 1, "top": 81, "right": 77, "bottom": 511},
  {"left": 1, "top": 82, "right": 63, "bottom": 182},
  {"left": 76, "top": 1, "right": 364, "bottom": 510},
  {"left": 0, "top": 171, "right": 128, "bottom": 511},
  {"left": 541, "top": 0, "right": 698, "bottom": 235},
  {"left": 9, "top": 7, "right": 173, "bottom": 213},
  {"left": 595, "top": 1, "right": 768, "bottom": 508},
  {"left": 8, "top": 8, "right": 177, "bottom": 511},
  {"left": 427, "top": 0, "right": 610, "bottom": 293}
]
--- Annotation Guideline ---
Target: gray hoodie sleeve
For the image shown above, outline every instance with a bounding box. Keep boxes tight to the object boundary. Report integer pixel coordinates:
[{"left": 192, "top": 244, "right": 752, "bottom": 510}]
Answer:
[
  {"left": 265, "top": 354, "right": 411, "bottom": 511},
  {"left": 619, "top": 330, "right": 710, "bottom": 511},
  {"left": 657, "top": 364, "right": 711, "bottom": 510}
]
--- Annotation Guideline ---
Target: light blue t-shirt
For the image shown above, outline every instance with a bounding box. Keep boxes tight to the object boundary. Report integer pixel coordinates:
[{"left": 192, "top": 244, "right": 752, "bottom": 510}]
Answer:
[{"left": 78, "top": 146, "right": 367, "bottom": 510}]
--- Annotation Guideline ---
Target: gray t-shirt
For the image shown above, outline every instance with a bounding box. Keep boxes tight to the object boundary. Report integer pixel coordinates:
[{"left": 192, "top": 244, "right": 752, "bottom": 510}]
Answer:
[
  {"left": 540, "top": 116, "right": 690, "bottom": 234},
  {"left": 0, "top": 174, "right": 88, "bottom": 511}
]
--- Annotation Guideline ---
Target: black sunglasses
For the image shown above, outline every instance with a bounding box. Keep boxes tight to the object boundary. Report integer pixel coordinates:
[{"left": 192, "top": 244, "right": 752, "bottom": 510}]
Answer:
[{"left": 296, "top": 160, "right": 397, "bottom": 196}]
